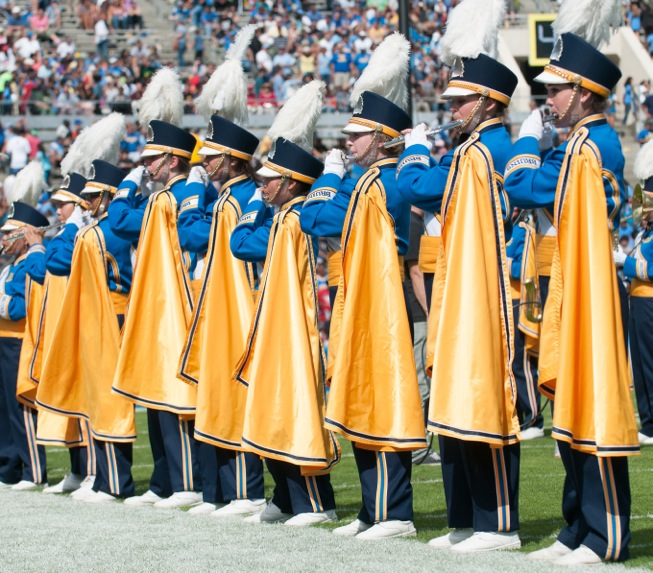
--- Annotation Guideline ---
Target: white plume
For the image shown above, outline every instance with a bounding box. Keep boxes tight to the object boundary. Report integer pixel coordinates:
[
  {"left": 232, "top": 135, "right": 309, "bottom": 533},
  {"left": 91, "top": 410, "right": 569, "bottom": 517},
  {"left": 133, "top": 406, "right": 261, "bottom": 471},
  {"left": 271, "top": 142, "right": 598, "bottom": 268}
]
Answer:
[
  {"left": 137, "top": 67, "right": 184, "bottom": 128},
  {"left": 553, "top": 0, "right": 621, "bottom": 49},
  {"left": 195, "top": 25, "right": 256, "bottom": 123},
  {"left": 350, "top": 32, "right": 410, "bottom": 110},
  {"left": 6, "top": 160, "right": 46, "bottom": 207},
  {"left": 60, "top": 113, "right": 126, "bottom": 178},
  {"left": 634, "top": 139, "right": 653, "bottom": 182},
  {"left": 267, "top": 80, "right": 325, "bottom": 150},
  {"left": 440, "top": 0, "right": 506, "bottom": 65}
]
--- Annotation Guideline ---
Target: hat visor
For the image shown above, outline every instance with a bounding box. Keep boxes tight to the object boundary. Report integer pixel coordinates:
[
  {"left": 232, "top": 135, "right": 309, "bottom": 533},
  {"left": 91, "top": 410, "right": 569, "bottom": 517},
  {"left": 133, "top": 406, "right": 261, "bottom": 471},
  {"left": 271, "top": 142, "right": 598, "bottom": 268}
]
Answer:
[
  {"left": 0, "top": 222, "right": 20, "bottom": 232},
  {"left": 198, "top": 145, "right": 224, "bottom": 156},
  {"left": 80, "top": 185, "right": 103, "bottom": 196},
  {"left": 50, "top": 191, "right": 80, "bottom": 203},
  {"left": 139, "top": 148, "right": 165, "bottom": 159},
  {"left": 534, "top": 70, "right": 569, "bottom": 85},
  {"left": 341, "top": 122, "right": 374, "bottom": 135},
  {"left": 441, "top": 85, "right": 478, "bottom": 99},
  {"left": 256, "top": 165, "right": 282, "bottom": 178}
]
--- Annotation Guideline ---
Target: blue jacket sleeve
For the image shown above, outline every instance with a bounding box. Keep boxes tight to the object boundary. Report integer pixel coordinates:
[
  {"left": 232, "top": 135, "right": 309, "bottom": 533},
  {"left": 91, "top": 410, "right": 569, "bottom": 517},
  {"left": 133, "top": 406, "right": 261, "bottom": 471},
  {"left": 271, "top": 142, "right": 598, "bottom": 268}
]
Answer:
[
  {"left": 23, "top": 245, "right": 47, "bottom": 285},
  {"left": 300, "top": 173, "right": 357, "bottom": 238},
  {"left": 503, "top": 137, "right": 558, "bottom": 210},
  {"left": 230, "top": 199, "right": 273, "bottom": 263},
  {"left": 177, "top": 181, "right": 219, "bottom": 254},
  {"left": 505, "top": 224, "right": 526, "bottom": 280},
  {"left": 107, "top": 180, "right": 146, "bottom": 243},
  {"left": 0, "top": 263, "right": 27, "bottom": 321},
  {"left": 395, "top": 144, "right": 452, "bottom": 212},
  {"left": 45, "top": 224, "right": 78, "bottom": 277},
  {"left": 624, "top": 234, "right": 653, "bottom": 281}
]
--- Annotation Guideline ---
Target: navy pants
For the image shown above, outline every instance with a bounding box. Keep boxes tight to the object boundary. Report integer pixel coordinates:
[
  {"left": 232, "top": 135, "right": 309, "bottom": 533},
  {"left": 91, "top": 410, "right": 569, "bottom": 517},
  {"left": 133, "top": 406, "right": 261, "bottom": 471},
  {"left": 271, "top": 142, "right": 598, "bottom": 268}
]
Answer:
[
  {"left": 511, "top": 298, "right": 542, "bottom": 430},
  {"left": 69, "top": 419, "right": 96, "bottom": 477},
  {"left": 93, "top": 440, "right": 134, "bottom": 498},
  {"left": 557, "top": 441, "right": 631, "bottom": 561},
  {"left": 197, "top": 441, "right": 264, "bottom": 503},
  {"left": 629, "top": 296, "right": 653, "bottom": 438},
  {"left": 352, "top": 444, "right": 413, "bottom": 523},
  {"left": 147, "top": 409, "right": 200, "bottom": 496},
  {"left": 0, "top": 337, "right": 46, "bottom": 484},
  {"left": 265, "top": 458, "right": 335, "bottom": 515},
  {"left": 439, "top": 435, "right": 520, "bottom": 532}
]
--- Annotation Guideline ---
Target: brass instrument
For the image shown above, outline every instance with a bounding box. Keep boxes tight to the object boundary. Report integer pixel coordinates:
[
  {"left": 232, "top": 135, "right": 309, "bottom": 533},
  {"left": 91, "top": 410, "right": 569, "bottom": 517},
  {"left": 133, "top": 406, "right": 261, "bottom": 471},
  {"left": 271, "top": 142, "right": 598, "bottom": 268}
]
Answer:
[
  {"left": 540, "top": 105, "right": 559, "bottom": 124},
  {"left": 628, "top": 184, "right": 653, "bottom": 226},
  {"left": 383, "top": 119, "right": 465, "bottom": 150},
  {"left": 0, "top": 222, "right": 66, "bottom": 254},
  {"left": 521, "top": 277, "right": 543, "bottom": 323}
]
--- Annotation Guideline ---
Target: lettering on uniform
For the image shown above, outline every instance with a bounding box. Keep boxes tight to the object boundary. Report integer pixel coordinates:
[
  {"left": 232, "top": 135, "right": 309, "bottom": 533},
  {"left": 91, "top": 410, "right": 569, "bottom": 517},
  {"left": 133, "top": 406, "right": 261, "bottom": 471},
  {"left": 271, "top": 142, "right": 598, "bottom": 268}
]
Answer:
[
  {"left": 504, "top": 155, "right": 541, "bottom": 177},
  {"left": 115, "top": 188, "right": 130, "bottom": 199},
  {"left": 397, "top": 154, "right": 430, "bottom": 173},
  {"left": 238, "top": 211, "right": 257, "bottom": 225},
  {"left": 179, "top": 195, "right": 199, "bottom": 213},
  {"left": 0, "top": 294, "right": 10, "bottom": 320},
  {"left": 306, "top": 188, "right": 336, "bottom": 203}
]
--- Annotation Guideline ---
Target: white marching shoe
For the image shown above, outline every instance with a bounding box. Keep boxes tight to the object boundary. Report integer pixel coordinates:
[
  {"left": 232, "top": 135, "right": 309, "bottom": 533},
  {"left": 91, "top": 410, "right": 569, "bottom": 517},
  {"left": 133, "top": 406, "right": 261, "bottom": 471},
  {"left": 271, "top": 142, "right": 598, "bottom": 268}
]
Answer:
[
  {"left": 554, "top": 545, "right": 602, "bottom": 566},
  {"left": 123, "top": 489, "right": 163, "bottom": 506},
  {"left": 153, "top": 491, "right": 202, "bottom": 509},
  {"left": 70, "top": 476, "right": 96, "bottom": 499},
  {"left": 638, "top": 432, "right": 653, "bottom": 445},
  {"left": 188, "top": 502, "right": 226, "bottom": 515},
  {"left": 333, "top": 519, "right": 372, "bottom": 537},
  {"left": 43, "top": 473, "right": 85, "bottom": 494},
  {"left": 428, "top": 528, "right": 474, "bottom": 549},
  {"left": 449, "top": 531, "right": 521, "bottom": 553},
  {"left": 82, "top": 490, "right": 118, "bottom": 504},
  {"left": 11, "top": 480, "right": 44, "bottom": 491},
  {"left": 528, "top": 540, "right": 573, "bottom": 561},
  {"left": 356, "top": 520, "right": 417, "bottom": 540},
  {"left": 211, "top": 498, "right": 266, "bottom": 518},
  {"left": 284, "top": 509, "right": 337, "bottom": 527},
  {"left": 520, "top": 426, "right": 545, "bottom": 440},
  {"left": 244, "top": 501, "right": 292, "bottom": 524}
]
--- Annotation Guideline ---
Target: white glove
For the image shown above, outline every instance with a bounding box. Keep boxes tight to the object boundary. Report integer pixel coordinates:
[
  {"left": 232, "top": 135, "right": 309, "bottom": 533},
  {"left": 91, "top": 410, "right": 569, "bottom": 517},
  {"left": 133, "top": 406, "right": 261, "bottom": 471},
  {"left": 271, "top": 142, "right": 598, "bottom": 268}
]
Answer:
[
  {"left": 249, "top": 189, "right": 263, "bottom": 203},
  {"left": 188, "top": 165, "right": 209, "bottom": 186},
  {"left": 404, "top": 123, "right": 433, "bottom": 152},
  {"left": 67, "top": 205, "right": 85, "bottom": 229},
  {"left": 123, "top": 165, "right": 146, "bottom": 186},
  {"left": 613, "top": 246, "right": 627, "bottom": 268},
  {"left": 323, "top": 149, "right": 346, "bottom": 177},
  {"left": 518, "top": 109, "right": 544, "bottom": 141}
]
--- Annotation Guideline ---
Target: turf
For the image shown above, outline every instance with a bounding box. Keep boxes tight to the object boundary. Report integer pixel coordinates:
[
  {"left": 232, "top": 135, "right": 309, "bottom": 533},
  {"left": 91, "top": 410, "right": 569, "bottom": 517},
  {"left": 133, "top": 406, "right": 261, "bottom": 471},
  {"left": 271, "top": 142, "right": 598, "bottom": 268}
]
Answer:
[{"left": 18, "top": 408, "right": 653, "bottom": 571}]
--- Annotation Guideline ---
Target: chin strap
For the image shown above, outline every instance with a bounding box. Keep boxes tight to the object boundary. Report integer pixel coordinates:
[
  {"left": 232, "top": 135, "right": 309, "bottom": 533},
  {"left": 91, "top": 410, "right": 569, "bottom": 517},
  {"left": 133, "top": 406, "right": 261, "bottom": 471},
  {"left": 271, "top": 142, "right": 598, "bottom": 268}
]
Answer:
[
  {"left": 555, "top": 83, "right": 581, "bottom": 127},
  {"left": 458, "top": 94, "right": 487, "bottom": 134},
  {"left": 352, "top": 130, "right": 383, "bottom": 167},
  {"left": 207, "top": 154, "right": 227, "bottom": 180},
  {"left": 264, "top": 176, "right": 288, "bottom": 204}
]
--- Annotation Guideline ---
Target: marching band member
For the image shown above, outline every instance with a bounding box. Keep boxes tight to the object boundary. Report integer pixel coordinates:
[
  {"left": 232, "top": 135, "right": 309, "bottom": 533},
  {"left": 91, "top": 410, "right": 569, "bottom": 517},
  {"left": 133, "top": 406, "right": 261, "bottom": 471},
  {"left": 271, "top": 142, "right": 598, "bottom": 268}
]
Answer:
[
  {"left": 626, "top": 140, "right": 653, "bottom": 447},
  {"left": 0, "top": 166, "right": 49, "bottom": 489},
  {"left": 503, "top": 0, "right": 639, "bottom": 563},
  {"left": 396, "top": 0, "right": 522, "bottom": 552},
  {"left": 505, "top": 214, "right": 543, "bottom": 439},
  {"left": 177, "top": 26, "right": 268, "bottom": 517},
  {"left": 231, "top": 81, "right": 340, "bottom": 527},
  {"left": 323, "top": 34, "right": 426, "bottom": 541},
  {"left": 38, "top": 159, "right": 137, "bottom": 503},
  {"left": 111, "top": 68, "right": 202, "bottom": 510}
]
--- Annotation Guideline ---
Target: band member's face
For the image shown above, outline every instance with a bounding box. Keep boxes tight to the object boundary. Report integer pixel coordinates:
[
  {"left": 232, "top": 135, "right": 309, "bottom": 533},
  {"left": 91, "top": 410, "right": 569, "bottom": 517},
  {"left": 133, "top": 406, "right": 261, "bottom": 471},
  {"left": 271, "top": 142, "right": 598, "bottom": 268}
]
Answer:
[
  {"left": 545, "top": 83, "right": 575, "bottom": 127},
  {"left": 87, "top": 193, "right": 103, "bottom": 216},
  {"left": 260, "top": 177, "right": 290, "bottom": 206},
  {"left": 449, "top": 94, "right": 482, "bottom": 122},
  {"left": 1, "top": 232, "right": 26, "bottom": 256},
  {"left": 202, "top": 154, "right": 225, "bottom": 180},
  {"left": 143, "top": 154, "right": 168, "bottom": 183},
  {"left": 346, "top": 131, "right": 379, "bottom": 167},
  {"left": 54, "top": 201, "right": 75, "bottom": 223}
]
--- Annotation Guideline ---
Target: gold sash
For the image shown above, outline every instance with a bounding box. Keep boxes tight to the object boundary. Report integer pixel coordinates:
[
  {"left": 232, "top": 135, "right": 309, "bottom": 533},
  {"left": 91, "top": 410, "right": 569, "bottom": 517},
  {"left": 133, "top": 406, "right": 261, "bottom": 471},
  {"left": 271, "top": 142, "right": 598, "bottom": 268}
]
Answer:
[
  {"left": 16, "top": 277, "right": 44, "bottom": 408},
  {"left": 419, "top": 235, "right": 441, "bottom": 274}
]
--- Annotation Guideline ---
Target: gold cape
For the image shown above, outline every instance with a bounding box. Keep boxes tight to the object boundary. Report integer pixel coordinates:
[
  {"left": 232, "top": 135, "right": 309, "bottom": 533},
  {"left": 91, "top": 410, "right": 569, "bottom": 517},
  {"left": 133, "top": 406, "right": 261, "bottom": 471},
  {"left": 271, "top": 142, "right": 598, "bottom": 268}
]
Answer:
[
  {"left": 16, "top": 276, "right": 44, "bottom": 408},
  {"left": 427, "top": 135, "right": 520, "bottom": 446},
  {"left": 325, "top": 164, "right": 426, "bottom": 452},
  {"left": 516, "top": 220, "right": 540, "bottom": 354},
  {"left": 112, "top": 190, "right": 196, "bottom": 414},
  {"left": 234, "top": 197, "right": 340, "bottom": 475},
  {"left": 539, "top": 128, "right": 639, "bottom": 456},
  {"left": 178, "top": 182, "right": 255, "bottom": 449},
  {"left": 34, "top": 273, "right": 86, "bottom": 447},
  {"left": 37, "top": 223, "right": 136, "bottom": 442}
]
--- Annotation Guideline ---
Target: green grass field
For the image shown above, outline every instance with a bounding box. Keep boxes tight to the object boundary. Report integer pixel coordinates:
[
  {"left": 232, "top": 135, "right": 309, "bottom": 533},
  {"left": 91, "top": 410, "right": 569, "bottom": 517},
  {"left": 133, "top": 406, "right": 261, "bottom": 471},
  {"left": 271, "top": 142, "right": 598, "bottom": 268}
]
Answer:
[{"left": 34, "top": 408, "right": 653, "bottom": 570}]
